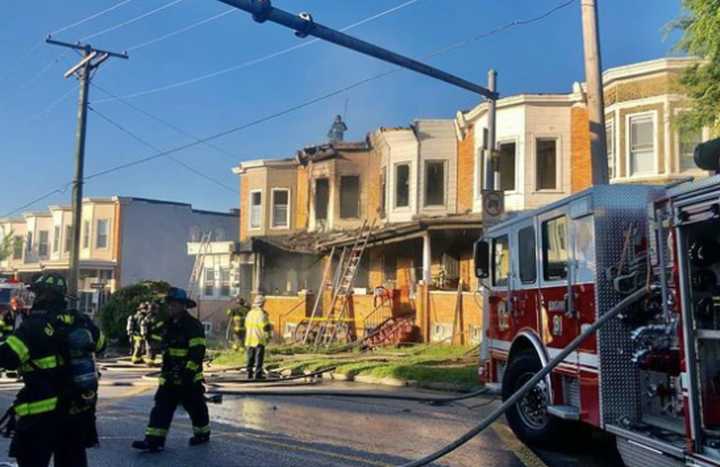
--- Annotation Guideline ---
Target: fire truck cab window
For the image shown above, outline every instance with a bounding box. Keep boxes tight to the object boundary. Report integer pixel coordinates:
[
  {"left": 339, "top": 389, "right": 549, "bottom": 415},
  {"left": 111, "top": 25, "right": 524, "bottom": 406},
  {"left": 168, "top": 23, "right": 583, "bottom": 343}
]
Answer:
[
  {"left": 492, "top": 235, "right": 510, "bottom": 287},
  {"left": 518, "top": 226, "right": 537, "bottom": 284},
  {"left": 542, "top": 216, "right": 568, "bottom": 281}
]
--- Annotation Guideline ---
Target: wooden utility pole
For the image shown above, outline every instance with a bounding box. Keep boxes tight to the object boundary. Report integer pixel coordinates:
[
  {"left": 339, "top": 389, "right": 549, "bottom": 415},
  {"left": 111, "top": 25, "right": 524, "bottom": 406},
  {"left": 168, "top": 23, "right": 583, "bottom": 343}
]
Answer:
[
  {"left": 46, "top": 37, "right": 128, "bottom": 304},
  {"left": 581, "top": 0, "right": 609, "bottom": 185}
]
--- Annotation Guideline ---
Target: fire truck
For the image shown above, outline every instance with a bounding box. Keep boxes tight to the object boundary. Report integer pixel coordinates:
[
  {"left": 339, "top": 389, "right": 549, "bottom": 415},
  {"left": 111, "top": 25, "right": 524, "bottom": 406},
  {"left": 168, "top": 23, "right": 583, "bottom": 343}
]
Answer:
[
  {"left": 0, "top": 279, "right": 28, "bottom": 311},
  {"left": 474, "top": 164, "right": 720, "bottom": 465}
]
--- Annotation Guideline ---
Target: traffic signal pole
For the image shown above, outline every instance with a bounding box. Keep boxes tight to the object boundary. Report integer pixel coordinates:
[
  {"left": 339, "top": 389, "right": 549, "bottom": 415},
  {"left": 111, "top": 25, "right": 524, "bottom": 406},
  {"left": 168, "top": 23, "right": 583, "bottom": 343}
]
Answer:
[{"left": 46, "top": 37, "right": 128, "bottom": 304}]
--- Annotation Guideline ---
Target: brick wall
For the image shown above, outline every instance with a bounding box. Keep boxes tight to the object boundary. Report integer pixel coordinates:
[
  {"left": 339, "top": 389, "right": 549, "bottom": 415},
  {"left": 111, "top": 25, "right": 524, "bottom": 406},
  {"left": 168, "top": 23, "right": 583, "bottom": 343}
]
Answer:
[
  {"left": 457, "top": 124, "right": 475, "bottom": 213},
  {"left": 295, "top": 165, "right": 309, "bottom": 230},
  {"left": 605, "top": 72, "right": 684, "bottom": 106},
  {"left": 571, "top": 106, "right": 592, "bottom": 193},
  {"left": 366, "top": 148, "right": 383, "bottom": 223},
  {"left": 263, "top": 293, "right": 312, "bottom": 339},
  {"left": 415, "top": 283, "right": 483, "bottom": 344}
]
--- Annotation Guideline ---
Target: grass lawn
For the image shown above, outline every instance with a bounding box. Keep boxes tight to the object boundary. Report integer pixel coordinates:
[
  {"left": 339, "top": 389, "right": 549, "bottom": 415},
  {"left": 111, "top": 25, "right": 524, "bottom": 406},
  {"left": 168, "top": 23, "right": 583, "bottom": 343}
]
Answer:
[{"left": 210, "top": 344, "right": 481, "bottom": 390}]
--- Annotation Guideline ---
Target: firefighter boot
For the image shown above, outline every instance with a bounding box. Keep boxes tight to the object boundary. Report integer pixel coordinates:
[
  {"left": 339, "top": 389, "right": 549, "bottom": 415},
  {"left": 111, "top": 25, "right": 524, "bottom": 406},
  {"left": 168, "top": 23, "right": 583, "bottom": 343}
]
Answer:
[
  {"left": 131, "top": 439, "right": 164, "bottom": 453},
  {"left": 188, "top": 434, "right": 210, "bottom": 446}
]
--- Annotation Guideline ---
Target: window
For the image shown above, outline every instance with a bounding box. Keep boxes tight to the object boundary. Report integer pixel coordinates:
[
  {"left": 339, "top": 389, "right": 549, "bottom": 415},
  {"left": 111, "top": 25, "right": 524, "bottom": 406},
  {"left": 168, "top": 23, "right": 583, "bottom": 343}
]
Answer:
[
  {"left": 79, "top": 292, "right": 94, "bottom": 314},
  {"left": 53, "top": 226, "right": 60, "bottom": 253},
  {"left": 82, "top": 221, "right": 90, "bottom": 249},
  {"left": 573, "top": 216, "right": 596, "bottom": 283},
  {"left": 499, "top": 142, "right": 516, "bottom": 192},
  {"left": 38, "top": 230, "right": 49, "bottom": 257},
  {"left": 606, "top": 121, "right": 615, "bottom": 179},
  {"left": 492, "top": 235, "right": 510, "bottom": 287},
  {"left": 250, "top": 191, "right": 262, "bottom": 229},
  {"left": 679, "top": 126, "right": 703, "bottom": 172},
  {"left": 96, "top": 220, "right": 109, "bottom": 249},
  {"left": 219, "top": 268, "right": 231, "bottom": 297},
  {"left": 536, "top": 139, "right": 558, "bottom": 190},
  {"left": 66, "top": 225, "right": 73, "bottom": 253},
  {"left": 424, "top": 161, "right": 446, "bottom": 207},
  {"left": 314, "top": 178, "right": 329, "bottom": 221},
  {"left": 204, "top": 268, "right": 215, "bottom": 296},
  {"left": 13, "top": 236, "right": 22, "bottom": 260},
  {"left": 25, "top": 232, "right": 32, "bottom": 254},
  {"left": 271, "top": 189, "right": 290, "bottom": 228},
  {"left": 395, "top": 164, "right": 410, "bottom": 208},
  {"left": 629, "top": 113, "right": 655, "bottom": 176},
  {"left": 340, "top": 176, "right": 360, "bottom": 219},
  {"left": 542, "top": 216, "right": 568, "bottom": 281},
  {"left": 518, "top": 226, "right": 537, "bottom": 284},
  {"left": 380, "top": 169, "right": 387, "bottom": 218}
]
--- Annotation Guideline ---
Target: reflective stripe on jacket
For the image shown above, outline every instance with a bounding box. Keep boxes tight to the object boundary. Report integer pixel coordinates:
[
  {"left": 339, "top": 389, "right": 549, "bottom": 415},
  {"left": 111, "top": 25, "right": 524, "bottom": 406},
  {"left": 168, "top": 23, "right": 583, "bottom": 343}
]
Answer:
[{"left": 244, "top": 307, "right": 270, "bottom": 347}]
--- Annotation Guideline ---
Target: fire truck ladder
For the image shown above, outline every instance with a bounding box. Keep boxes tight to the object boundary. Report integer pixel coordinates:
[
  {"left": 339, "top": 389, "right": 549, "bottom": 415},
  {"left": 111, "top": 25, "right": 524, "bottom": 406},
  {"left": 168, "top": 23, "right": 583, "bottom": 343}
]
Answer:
[
  {"left": 314, "top": 220, "right": 374, "bottom": 347},
  {"left": 187, "top": 232, "right": 213, "bottom": 302}
]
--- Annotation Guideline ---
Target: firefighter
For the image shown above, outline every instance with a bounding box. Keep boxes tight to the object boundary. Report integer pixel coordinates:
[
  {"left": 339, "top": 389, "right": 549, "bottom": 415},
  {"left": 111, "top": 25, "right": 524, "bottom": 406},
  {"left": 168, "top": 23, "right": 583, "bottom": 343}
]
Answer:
[
  {"left": 225, "top": 296, "right": 249, "bottom": 351},
  {"left": 127, "top": 303, "right": 146, "bottom": 364},
  {"left": 141, "top": 302, "right": 165, "bottom": 366},
  {"left": 0, "top": 305, "right": 14, "bottom": 344},
  {"left": 132, "top": 287, "right": 210, "bottom": 452},
  {"left": 0, "top": 273, "right": 88, "bottom": 466},
  {"left": 245, "top": 295, "right": 272, "bottom": 380}
]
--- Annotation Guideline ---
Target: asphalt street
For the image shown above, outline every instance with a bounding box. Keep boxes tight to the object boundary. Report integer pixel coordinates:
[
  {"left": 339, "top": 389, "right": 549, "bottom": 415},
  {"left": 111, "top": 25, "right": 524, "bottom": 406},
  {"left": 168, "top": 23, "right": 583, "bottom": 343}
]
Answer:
[{"left": 0, "top": 366, "right": 624, "bottom": 467}]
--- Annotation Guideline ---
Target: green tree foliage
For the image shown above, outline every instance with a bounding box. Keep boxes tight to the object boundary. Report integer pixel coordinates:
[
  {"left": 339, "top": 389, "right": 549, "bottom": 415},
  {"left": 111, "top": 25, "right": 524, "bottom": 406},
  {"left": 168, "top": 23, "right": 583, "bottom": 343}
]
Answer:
[
  {"left": 671, "top": 0, "right": 720, "bottom": 132},
  {"left": 0, "top": 232, "right": 12, "bottom": 262},
  {"left": 99, "top": 280, "right": 170, "bottom": 344}
]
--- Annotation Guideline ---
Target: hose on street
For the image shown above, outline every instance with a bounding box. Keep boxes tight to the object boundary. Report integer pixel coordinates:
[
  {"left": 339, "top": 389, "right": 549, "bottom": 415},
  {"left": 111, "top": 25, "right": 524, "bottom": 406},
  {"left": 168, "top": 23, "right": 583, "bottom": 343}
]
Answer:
[{"left": 399, "top": 286, "right": 650, "bottom": 467}]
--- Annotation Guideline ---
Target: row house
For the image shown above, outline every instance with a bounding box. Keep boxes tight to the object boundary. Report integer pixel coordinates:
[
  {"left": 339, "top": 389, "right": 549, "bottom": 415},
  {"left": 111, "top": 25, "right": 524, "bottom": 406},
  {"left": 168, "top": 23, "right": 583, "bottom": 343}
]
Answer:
[
  {"left": 1, "top": 197, "right": 237, "bottom": 315},
  {"left": 189, "top": 57, "right": 711, "bottom": 343}
]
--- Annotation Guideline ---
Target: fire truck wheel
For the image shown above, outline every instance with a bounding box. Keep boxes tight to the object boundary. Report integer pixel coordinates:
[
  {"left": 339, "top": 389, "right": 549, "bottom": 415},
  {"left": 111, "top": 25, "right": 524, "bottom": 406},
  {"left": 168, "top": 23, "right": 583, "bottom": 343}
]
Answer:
[{"left": 503, "top": 352, "right": 565, "bottom": 445}]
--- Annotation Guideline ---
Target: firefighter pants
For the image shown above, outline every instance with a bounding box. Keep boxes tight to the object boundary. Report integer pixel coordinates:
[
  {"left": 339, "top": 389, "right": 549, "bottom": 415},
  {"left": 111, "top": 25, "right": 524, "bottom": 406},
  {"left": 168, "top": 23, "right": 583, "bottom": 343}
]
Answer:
[
  {"left": 145, "top": 383, "right": 210, "bottom": 444},
  {"left": 145, "top": 339, "right": 162, "bottom": 365},
  {"left": 246, "top": 345, "right": 265, "bottom": 378},
  {"left": 230, "top": 331, "right": 245, "bottom": 351},
  {"left": 10, "top": 413, "right": 88, "bottom": 467},
  {"left": 130, "top": 336, "right": 145, "bottom": 363}
]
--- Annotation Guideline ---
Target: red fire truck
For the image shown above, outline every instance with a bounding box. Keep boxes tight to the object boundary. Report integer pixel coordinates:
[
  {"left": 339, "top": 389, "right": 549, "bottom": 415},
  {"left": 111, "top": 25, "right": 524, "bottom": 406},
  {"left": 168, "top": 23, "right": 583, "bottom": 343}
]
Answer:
[{"left": 474, "top": 175, "right": 720, "bottom": 467}]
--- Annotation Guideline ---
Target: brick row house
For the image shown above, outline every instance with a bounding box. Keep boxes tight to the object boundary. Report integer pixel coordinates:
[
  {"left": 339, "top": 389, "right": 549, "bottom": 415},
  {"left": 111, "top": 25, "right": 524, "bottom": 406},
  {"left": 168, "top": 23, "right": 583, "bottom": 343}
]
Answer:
[{"left": 189, "top": 57, "right": 711, "bottom": 341}]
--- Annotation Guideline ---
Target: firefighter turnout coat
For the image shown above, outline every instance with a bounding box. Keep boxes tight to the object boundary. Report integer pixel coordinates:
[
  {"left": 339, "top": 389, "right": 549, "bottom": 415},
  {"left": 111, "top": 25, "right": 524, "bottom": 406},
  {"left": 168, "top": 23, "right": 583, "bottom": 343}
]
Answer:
[
  {"left": 244, "top": 307, "right": 271, "bottom": 348},
  {"left": 160, "top": 312, "right": 206, "bottom": 386}
]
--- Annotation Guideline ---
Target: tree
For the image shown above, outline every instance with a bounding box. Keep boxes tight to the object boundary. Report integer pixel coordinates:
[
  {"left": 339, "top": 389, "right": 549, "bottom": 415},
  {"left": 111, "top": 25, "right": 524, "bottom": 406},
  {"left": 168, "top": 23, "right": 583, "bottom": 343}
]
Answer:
[
  {"left": 670, "top": 0, "right": 720, "bottom": 132},
  {"left": 98, "top": 280, "right": 170, "bottom": 344},
  {"left": 0, "top": 231, "right": 14, "bottom": 262}
]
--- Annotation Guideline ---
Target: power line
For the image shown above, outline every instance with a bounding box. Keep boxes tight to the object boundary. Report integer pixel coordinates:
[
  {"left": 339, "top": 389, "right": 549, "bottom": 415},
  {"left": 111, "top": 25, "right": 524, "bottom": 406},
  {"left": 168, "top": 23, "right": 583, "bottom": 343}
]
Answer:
[
  {"left": 51, "top": 0, "right": 135, "bottom": 36},
  {"left": 87, "top": 105, "right": 238, "bottom": 193},
  {"left": 80, "top": 0, "right": 186, "bottom": 42},
  {"left": 4, "top": 0, "right": 576, "bottom": 217},
  {"left": 126, "top": 8, "right": 237, "bottom": 52},
  {"left": 94, "top": 0, "right": 421, "bottom": 103},
  {"left": 28, "top": 86, "right": 77, "bottom": 121}
]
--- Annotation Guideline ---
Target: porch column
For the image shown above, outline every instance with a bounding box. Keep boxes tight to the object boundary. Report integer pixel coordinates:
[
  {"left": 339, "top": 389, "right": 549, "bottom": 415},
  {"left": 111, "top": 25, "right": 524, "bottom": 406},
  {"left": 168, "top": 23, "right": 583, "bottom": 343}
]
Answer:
[
  {"left": 422, "top": 232, "right": 431, "bottom": 284},
  {"left": 253, "top": 253, "right": 263, "bottom": 293}
]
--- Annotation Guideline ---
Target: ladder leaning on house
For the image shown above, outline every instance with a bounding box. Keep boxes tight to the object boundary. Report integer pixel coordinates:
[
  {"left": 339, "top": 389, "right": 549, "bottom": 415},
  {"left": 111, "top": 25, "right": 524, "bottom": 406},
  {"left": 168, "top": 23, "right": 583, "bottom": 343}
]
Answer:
[
  {"left": 314, "top": 220, "right": 375, "bottom": 347},
  {"left": 187, "top": 231, "right": 213, "bottom": 304}
]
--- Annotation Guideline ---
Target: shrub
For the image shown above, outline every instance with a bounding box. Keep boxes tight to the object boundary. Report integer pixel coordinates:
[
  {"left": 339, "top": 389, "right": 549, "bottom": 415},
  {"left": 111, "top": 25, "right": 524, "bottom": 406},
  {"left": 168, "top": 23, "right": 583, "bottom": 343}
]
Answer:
[{"left": 99, "top": 281, "right": 170, "bottom": 344}]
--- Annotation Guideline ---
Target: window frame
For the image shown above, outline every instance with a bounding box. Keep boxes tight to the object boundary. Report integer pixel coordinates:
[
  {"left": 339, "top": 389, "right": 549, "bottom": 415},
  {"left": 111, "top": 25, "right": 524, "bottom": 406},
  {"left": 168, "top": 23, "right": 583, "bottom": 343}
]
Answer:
[
  {"left": 423, "top": 160, "right": 447, "bottom": 207},
  {"left": 534, "top": 136, "right": 560, "bottom": 192},
  {"left": 541, "top": 215, "right": 569, "bottom": 283},
  {"left": 66, "top": 225, "right": 74, "bottom": 254},
  {"left": 394, "top": 163, "right": 411, "bottom": 209},
  {"left": 96, "top": 219, "right": 109, "bottom": 249},
  {"left": 12, "top": 236, "right": 23, "bottom": 260},
  {"left": 25, "top": 232, "right": 32, "bottom": 254},
  {"left": 219, "top": 267, "right": 231, "bottom": 297},
  {"left": 626, "top": 111, "right": 658, "bottom": 177},
  {"left": 249, "top": 190, "right": 263, "bottom": 230},
  {"left": 339, "top": 175, "right": 361, "bottom": 219},
  {"left": 314, "top": 178, "right": 330, "bottom": 222},
  {"left": 491, "top": 234, "right": 510, "bottom": 288},
  {"left": 53, "top": 226, "right": 61, "bottom": 254},
  {"left": 37, "top": 230, "right": 49, "bottom": 258},
  {"left": 676, "top": 120, "right": 707, "bottom": 173},
  {"left": 606, "top": 120, "right": 615, "bottom": 180},
  {"left": 517, "top": 225, "right": 538, "bottom": 285},
  {"left": 497, "top": 139, "right": 518, "bottom": 193},
  {"left": 270, "top": 188, "right": 291, "bottom": 229},
  {"left": 203, "top": 268, "right": 216, "bottom": 297},
  {"left": 82, "top": 220, "right": 90, "bottom": 249}
]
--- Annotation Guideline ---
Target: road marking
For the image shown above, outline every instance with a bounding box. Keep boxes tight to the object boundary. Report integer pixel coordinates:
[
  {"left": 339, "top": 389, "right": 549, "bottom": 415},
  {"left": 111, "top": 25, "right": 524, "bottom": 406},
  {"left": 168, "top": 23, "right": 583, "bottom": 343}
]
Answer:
[{"left": 491, "top": 422, "right": 550, "bottom": 467}]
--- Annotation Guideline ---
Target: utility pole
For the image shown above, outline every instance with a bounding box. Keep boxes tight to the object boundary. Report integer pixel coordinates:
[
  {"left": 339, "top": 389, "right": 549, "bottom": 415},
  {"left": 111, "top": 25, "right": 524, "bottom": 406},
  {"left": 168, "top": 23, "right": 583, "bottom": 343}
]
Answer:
[
  {"left": 485, "top": 69, "right": 497, "bottom": 192},
  {"left": 581, "top": 0, "right": 609, "bottom": 185},
  {"left": 46, "top": 37, "right": 128, "bottom": 304}
]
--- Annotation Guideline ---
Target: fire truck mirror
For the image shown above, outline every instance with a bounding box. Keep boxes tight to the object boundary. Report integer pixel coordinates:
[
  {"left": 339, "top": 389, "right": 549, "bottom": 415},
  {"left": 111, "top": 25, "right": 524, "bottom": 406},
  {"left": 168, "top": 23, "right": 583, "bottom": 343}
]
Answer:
[
  {"left": 474, "top": 240, "right": 490, "bottom": 279},
  {"left": 694, "top": 137, "right": 720, "bottom": 173}
]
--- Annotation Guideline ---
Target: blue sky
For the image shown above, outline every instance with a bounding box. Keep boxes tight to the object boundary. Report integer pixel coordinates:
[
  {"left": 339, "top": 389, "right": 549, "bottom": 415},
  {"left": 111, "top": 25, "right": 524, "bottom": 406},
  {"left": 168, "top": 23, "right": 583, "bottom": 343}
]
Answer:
[{"left": 0, "top": 0, "right": 683, "bottom": 217}]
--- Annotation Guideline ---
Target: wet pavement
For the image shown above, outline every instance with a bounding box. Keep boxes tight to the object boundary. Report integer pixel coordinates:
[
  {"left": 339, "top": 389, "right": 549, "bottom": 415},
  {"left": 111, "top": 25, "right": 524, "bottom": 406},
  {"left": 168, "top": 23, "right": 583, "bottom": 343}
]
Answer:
[{"left": 0, "top": 367, "right": 624, "bottom": 466}]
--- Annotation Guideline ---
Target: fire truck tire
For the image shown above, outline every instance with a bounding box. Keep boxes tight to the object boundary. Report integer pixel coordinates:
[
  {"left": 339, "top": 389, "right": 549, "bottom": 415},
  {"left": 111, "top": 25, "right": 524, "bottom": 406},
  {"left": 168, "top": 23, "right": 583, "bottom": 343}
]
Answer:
[{"left": 502, "top": 352, "right": 566, "bottom": 445}]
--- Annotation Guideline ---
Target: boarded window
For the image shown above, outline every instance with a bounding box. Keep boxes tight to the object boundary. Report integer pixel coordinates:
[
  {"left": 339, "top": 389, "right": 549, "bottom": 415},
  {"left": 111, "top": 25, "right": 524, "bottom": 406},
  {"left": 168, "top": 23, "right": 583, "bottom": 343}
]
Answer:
[
  {"left": 536, "top": 138, "right": 557, "bottom": 190},
  {"left": 38, "top": 231, "right": 49, "bottom": 257},
  {"left": 340, "top": 176, "right": 360, "bottom": 219},
  {"left": 492, "top": 235, "right": 510, "bottom": 287},
  {"left": 542, "top": 216, "right": 568, "bottom": 281},
  {"left": 424, "top": 161, "right": 445, "bottom": 206},
  {"left": 96, "top": 220, "right": 109, "bottom": 249},
  {"left": 395, "top": 164, "right": 410, "bottom": 208},
  {"left": 629, "top": 114, "right": 655, "bottom": 176},
  {"left": 518, "top": 226, "right": 537, "bottom": 284},
  {"left": 315, "top": 178, "right": 329, "bottom": 221},
  {"left": 271, "top": 189, "right": 289, "bottom": 228},
  {"left": 499, "top": 142, "right": 516, "bottom": 192},
  {"left": 250, "top": 191, "right": 262, "bottom": 229}
]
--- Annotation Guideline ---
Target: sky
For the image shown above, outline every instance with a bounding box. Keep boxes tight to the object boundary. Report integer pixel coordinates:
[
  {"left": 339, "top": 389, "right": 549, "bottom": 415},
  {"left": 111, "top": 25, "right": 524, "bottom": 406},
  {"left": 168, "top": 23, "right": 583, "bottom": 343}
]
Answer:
[{"left": 0, "top": 0, "right": 685, "bottom": 217}]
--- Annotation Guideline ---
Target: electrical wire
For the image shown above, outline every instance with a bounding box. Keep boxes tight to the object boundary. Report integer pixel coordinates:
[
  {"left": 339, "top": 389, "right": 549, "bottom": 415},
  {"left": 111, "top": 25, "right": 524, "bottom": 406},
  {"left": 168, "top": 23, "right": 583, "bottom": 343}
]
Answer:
[
  {"left": 87, "top": 105, "right": 239, "bottom": 194},
  {"left": 28, "top": 86, "right": 77, "bottom": 121},
  {"left": 50, "top": 0, "right": 135, "bottom": 36},
  {"left": 126, "top": 8, "right": 237, "bottom": 52},
  {"left": 80, "top": 0, "right": 186, "bottom": 42},
  {"left": 93, "top": 0, "right": 422, "bottom": 103},
  {"left": 3, "top": 0, "right": 577, "bottom": 217}
]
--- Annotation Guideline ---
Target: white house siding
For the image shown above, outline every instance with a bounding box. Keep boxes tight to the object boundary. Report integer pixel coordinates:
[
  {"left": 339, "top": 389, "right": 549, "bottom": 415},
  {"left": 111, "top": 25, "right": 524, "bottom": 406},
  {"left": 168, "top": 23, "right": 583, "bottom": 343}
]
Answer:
[
  {"left": 378, "top": 129, "right": 419, "bottom": 223},
  {"left": 119, "top": 198, "right": 238, "bottom": 289},
  {"left": 415, "top": 120, "right": 458, "bottom": 216}
]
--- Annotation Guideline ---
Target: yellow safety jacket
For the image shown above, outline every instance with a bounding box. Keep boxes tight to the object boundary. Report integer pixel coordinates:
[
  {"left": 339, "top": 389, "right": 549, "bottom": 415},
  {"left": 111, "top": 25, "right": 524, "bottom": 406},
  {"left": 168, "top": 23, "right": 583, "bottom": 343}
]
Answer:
[{"left": 244, "top": 307, "right": 271, "bottom": 348}]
